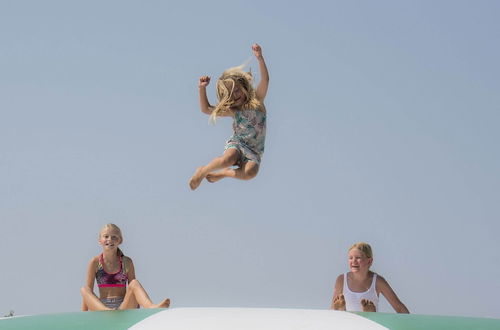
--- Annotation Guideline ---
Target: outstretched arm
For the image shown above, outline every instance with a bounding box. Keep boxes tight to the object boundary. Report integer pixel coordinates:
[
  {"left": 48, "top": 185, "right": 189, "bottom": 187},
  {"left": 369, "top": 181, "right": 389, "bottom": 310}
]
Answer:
[
  {"left": 252, "top": 44, "right": 269, "bottom": 101},
  {"left": 199, "top": 76, "right": 214, "bottom": 115},
  {"left": 378, "top": 276, "right": 410, "bottom": 313}
]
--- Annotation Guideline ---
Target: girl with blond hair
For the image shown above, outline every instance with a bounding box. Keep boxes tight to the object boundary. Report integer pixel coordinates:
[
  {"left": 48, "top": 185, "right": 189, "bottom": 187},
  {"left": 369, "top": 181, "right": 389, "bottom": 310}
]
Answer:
[
  {"left": 331, "top": 242, "right": 409, "bottom": 313},
  {"left": 189, "top": 43, "right": 269, "bottom": 190},
  {"left": 80, "top": 223, "right": 170, "bottom": 310}
]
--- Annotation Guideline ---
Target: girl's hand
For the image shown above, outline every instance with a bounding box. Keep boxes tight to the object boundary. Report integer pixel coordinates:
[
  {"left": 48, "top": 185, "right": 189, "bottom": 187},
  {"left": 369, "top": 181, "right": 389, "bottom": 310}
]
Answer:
[
  {"left": 199, "top": 75, "right": 210, "bottom": 88},
  {"left": 252, "top": 43, "right": 263, "bottom": 60}
]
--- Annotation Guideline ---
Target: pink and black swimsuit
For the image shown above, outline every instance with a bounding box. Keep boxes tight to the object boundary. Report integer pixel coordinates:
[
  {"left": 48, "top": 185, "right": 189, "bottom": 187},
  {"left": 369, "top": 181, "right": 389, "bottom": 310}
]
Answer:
[
  {"left": 96, "top": 254, "right": 128, "bottom": 288},
  {"left": 96, "top": 254, "right": 128, "bottom": 309}
]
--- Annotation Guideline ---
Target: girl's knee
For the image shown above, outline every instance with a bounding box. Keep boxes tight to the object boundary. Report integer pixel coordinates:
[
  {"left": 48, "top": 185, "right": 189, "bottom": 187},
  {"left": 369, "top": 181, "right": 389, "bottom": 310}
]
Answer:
[
  {"left": 80, "top": 286, "right": 91, "bottom": 295},
  {"left": 128, "top": 279, "right": 141, "bottom": 289},
  {"left": 222, "top": 149, "right": 239, "bottom": 166},
  {"left": 244, "top": 164, "right": 259, "bottom": 179}
]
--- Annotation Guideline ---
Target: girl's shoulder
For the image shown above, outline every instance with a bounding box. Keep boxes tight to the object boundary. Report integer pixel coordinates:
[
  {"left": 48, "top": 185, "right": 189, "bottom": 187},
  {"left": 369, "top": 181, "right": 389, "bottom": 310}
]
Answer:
[
  {"left": 88, "top": 255, "right": 100, "bottom": 270},
  {"left": 374, "top": 273, "right": 389, "bottom": 291},
  {"left": 335, "top": 273, "right": 345, "bottom": 285},
  {"left": 122, "top": 255, "right": 133, "bottom": 263},
  {"left": 122, "top": 255, "right": 133, "bottom": 271},
  {"left": 334, "top": 273, "right": 345, "bottom": 293}
]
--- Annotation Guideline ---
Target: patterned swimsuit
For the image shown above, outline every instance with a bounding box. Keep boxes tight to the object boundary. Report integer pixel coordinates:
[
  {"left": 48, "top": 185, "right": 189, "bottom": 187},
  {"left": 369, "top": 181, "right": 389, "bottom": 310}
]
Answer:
[
  {"left": 224, "top": 108, "right": 266, "bottom": 164},
  {"left": 96, "top": 254, "right": 128, "bottom": 309},
  {"left": 96, "top": 254, "right": 128, "bottom": 288}
]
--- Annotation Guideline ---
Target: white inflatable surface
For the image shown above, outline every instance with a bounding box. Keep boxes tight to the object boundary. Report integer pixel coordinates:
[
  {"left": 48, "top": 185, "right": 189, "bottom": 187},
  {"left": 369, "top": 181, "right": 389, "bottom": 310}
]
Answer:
[{"left": 129, "top": 308, "right": 389, "bottom": 330}]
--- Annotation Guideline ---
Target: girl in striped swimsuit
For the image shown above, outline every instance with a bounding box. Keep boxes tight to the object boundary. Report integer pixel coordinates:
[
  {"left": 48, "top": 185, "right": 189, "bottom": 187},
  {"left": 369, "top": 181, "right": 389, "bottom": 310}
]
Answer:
[{"left": 80, "top": 223, "right": 171, "bottom": 310}]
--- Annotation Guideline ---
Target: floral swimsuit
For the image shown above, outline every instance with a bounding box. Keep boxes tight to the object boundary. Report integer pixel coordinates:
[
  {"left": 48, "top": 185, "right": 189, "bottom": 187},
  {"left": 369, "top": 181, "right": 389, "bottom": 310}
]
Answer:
[{"left": 225, "top": 109, "right": 266, "bottom": 165}]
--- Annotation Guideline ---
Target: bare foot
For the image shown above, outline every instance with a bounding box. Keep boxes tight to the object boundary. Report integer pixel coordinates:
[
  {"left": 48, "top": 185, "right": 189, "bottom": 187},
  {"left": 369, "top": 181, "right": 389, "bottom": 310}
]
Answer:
[
  {"left": 206, "top": 169, "right": 229, "bottom": 183},
  {"left": 333, "top": 294, "right": 346, "bottom": 311},
  {"left": 152, "top": 298, "right": 170, "bottom": 308},
  {"left": 189, "top": 167, "right": 205, "bottom": 190},
  {"left": 361, "top": 299, "right": 376, "bottom": 312}
]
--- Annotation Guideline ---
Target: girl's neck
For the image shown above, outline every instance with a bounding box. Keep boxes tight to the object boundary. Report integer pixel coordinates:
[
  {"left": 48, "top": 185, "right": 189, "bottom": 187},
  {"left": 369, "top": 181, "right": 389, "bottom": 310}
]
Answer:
[
  {"left": 350, "top": 270, "right": 371, "bottom": 281},
  {"left": 102, "top": 249, "right": 119, "bottom": 260}
]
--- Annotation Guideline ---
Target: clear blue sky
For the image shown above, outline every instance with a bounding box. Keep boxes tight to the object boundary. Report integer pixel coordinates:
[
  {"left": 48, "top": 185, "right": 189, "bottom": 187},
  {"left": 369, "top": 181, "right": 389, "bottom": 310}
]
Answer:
[{"left": 1, "top": 0, "right": 499, "bottom": 319}]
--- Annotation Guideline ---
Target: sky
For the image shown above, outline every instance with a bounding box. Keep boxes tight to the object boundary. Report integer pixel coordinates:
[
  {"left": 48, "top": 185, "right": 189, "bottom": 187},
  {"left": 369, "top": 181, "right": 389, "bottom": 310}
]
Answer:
[{"left": 1, "top": 0, "right": 499, "bottom": 320}]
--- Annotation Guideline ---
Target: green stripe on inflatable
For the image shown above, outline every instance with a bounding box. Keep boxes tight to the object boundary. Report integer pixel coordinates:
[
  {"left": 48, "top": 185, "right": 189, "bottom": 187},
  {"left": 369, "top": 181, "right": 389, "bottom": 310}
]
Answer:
[
  {"left": 0, "top": 309, "right": 162, "bottom": 330},
  {"left": 356, "top": 312, "right": 500, "bottom": 330}
]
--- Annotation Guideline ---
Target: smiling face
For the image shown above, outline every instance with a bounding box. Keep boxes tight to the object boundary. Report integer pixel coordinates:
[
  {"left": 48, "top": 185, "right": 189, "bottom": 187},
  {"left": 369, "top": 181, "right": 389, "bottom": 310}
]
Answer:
[
  {"left": 224, "top": 80, "right": 247, "bottom": 107},
  {"left": 98, "top": 227, "right": 122, "bottom": 251},
  {"left": 348, "top": 248, "right": 373, "bottom": 274}
]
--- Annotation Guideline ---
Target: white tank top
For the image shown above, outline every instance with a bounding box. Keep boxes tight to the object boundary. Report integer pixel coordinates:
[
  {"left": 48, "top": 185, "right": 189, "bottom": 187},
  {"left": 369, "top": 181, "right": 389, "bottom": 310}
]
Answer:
[{"left": 343, "top": 272, "right": 379, "bottom": 312}]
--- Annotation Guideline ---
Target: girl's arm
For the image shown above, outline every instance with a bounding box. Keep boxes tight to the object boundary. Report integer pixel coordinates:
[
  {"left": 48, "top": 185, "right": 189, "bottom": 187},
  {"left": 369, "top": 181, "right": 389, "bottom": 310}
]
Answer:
[
  {"left": 126, "top": 257, "right": 137, "bottom": 282},
  {"left": 199, "top": 76, "right": 214, "bottom": 115},
  {"left": 252, "top": 44, "right": 269, "bottom": 102},
  {"left": 82, "top": 257, "right": 98, "bottom": 311},
  {"left": 330, "top": 274, "right": 344, "bottom": 309},
  {"left": 377, "top": 276, "right": 410, "bottom": 313}
]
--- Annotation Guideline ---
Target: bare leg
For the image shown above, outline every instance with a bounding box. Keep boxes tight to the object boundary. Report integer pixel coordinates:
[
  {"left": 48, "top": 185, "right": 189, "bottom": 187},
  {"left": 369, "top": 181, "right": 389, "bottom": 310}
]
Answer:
[
  {"left": 206, "top": 161, "right": 259, "bottom": 182},
  {"left": 361, "top": 299, "right": 376, "bottom": 312},
  {"left": 333, "top": 294, "right": 346, "bottom": 311},
  {"left": 189, "top": 149, "right": 240, "bottom": 190},
  {"left": 119, "top": 279, "right": 170, "bottom": 309},
  {"left": 80, "top": 287, "right": 112, "bottom": 311}
]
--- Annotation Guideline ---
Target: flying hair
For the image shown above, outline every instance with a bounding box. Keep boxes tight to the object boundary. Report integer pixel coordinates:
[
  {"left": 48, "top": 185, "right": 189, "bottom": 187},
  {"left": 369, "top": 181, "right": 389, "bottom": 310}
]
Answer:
[{"left": 210, "top": 60, "right": 262, "bottom": 123}]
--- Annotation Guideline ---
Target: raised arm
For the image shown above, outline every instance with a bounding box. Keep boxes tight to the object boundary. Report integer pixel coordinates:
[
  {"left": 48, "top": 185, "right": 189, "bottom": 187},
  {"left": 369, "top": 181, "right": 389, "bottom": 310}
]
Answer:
[
  {"left": 377, "top": 276, "right": 410, "bottom": 313},
  {"left": 199, "top": 75, "right": 214, "bottom": 115},
  {"left": 252, "top": 44, "right": 269, "bottom": 101}
]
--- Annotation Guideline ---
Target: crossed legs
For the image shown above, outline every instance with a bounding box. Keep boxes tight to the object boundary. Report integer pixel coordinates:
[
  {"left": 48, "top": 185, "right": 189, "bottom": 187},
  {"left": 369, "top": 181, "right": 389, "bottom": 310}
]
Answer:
[
  {"left": 80, "top": 280, "right": 170, "bottom": 311},
  {"left": 189, "top": 148, "right": 259, "bottom": 190}
]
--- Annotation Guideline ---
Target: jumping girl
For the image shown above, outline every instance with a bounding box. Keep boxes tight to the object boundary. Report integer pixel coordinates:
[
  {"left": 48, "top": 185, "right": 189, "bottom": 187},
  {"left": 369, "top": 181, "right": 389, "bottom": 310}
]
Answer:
[
  {"left": 189, "top": 43, "right": 269, "bottom": 190},
  {"left": 331, "top": 242, "right": 409, "bottom": 313},
  {"left": 80, "top": 223, "right": 170, "bottom": 310}
]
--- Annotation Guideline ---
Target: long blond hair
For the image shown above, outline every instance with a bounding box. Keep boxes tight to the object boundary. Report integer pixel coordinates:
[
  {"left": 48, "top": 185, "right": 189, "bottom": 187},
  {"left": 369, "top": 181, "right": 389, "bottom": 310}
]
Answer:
[{"left": 210, "top": 64, "right": 261, "bottom": 123}]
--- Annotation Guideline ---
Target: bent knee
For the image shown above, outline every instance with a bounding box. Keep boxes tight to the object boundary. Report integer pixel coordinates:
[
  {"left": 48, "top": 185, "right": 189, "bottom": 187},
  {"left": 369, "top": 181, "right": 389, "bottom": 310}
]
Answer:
[
  {"left": 222, "top": 149, "right": 240, "bottom": 166},
  {"left": 80, "top": 286, "right": 91, "bottom": 295},
  {"left": 128, "top": 279, "right": 141, "bottom": 289},
  {"left": 222, "top": 156, "right": 238, "bottom": 167},
  {"left": 244, "top": 164, "right": 259, "bottom": 179}
]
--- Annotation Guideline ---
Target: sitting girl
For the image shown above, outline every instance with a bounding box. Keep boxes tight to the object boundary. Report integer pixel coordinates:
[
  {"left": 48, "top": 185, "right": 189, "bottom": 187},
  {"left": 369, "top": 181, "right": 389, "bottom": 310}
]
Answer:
[
  {"left": 80, "top": 223, "right": 170, "bottom": 310},
  {"left": 331, "top": 242, "right": 409, "bottom": 313}
]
